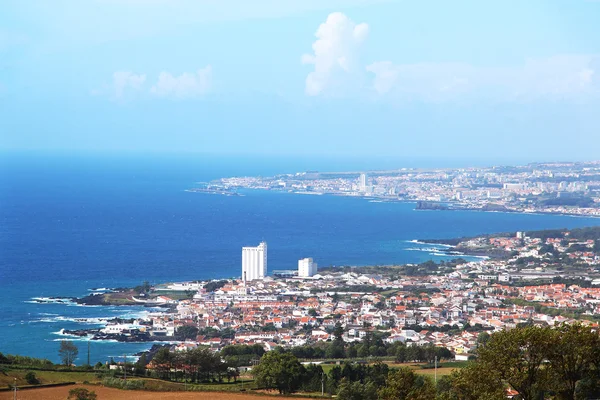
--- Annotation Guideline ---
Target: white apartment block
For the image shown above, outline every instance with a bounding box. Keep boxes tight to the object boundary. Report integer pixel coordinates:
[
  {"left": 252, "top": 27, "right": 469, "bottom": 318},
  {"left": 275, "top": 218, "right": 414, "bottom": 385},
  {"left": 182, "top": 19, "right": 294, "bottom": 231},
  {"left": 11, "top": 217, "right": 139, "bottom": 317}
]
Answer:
[
  {"left": 242, "top": 241, "right": 267, "bottom": 282},
  {"left": 298, "top": 257, "right": 318, "bottom": 277}
]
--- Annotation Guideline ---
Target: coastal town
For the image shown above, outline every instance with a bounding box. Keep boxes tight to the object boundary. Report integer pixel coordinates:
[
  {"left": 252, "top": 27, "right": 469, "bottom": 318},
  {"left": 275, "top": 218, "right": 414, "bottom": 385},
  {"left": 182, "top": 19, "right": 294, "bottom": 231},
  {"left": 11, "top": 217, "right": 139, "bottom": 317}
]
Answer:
[
  {"left": 194, "top": 160, "right": 600, "bottom": 217},
  {"left": 57, "top": 226, "right": 600, "bottom": 364}
]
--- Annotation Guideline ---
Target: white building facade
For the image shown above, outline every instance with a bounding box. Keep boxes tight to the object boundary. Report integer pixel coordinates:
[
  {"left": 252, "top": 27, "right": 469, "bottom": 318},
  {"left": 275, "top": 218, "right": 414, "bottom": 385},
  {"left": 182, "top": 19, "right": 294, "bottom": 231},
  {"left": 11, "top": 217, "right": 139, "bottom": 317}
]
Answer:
[
  {"left": 298, "top": 257, "right": 318, "bottom": 277},
  {"left": 359, "top": 173, "right": 367, "bottom": 192},
  {"left": 242, "top": 241, "right": 267, "bottom": 282}
]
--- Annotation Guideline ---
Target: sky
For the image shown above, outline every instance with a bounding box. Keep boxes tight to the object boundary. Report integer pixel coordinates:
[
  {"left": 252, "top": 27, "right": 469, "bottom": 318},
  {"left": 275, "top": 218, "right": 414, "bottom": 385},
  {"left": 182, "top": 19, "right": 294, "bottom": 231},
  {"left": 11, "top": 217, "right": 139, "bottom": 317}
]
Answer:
[{"left": 1, "top": 0, "right": 599, "bottom": 163}]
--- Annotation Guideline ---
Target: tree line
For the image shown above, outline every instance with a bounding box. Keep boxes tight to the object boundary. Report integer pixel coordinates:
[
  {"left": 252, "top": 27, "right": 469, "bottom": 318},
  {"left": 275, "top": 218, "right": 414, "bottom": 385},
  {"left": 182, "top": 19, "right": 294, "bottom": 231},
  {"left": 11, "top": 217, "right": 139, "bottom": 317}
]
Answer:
[
  {"left": 252, "top": 351, "right": 437, "bottom": 398},
  {"left": 253, "top": 323, "right": 600, "bottom": 400},
  {"left": 288, "top": 327, "right": 452, "bottom": 363}
]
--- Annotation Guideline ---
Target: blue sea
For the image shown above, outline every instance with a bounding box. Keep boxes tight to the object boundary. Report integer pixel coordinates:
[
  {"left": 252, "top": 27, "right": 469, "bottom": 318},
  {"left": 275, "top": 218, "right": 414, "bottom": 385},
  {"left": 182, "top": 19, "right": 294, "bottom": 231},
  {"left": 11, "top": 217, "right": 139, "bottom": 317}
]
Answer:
[{"left": 1, "top": 152, "right": 598, "bottom": 364}]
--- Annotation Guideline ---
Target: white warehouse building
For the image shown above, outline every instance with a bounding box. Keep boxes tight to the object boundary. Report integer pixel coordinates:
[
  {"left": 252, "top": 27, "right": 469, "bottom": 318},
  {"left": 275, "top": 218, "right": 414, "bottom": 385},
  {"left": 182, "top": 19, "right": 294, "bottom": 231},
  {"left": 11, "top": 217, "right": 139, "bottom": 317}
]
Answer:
[
  {"left": 298, "top": 257, "right": 318, "bottom": 278},
  {"left": 242, "top": 241, "right": 267, "bottom": 282}
]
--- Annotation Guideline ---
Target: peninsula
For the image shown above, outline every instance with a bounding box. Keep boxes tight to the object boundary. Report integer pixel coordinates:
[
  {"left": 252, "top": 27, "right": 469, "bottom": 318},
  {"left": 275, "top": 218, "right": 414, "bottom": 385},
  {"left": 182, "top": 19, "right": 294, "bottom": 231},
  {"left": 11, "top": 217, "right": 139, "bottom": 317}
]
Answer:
[{"left": 191, "top": 160, "right": 600, "bottom": 218}]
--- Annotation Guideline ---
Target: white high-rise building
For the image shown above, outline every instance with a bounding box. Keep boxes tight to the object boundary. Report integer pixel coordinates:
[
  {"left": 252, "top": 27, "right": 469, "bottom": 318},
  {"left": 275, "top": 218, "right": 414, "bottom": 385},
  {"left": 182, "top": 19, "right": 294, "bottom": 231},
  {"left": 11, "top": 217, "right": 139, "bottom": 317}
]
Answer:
[
  {"left": 242, "top": 242, "right": 267, "bottom": 282},
  {"left": 298, "top": 257, "right": 318, "bottom": 278},
  {"left": 359, "top": 173, "right": 367, "bottom": 192}
]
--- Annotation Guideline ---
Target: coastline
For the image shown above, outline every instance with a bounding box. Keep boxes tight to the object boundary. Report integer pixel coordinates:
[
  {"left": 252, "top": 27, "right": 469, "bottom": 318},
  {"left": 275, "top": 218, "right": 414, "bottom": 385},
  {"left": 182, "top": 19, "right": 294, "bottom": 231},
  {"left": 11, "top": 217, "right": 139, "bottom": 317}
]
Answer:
[{"left": 198, "top": 187, "right": 600, "bottom": 220}]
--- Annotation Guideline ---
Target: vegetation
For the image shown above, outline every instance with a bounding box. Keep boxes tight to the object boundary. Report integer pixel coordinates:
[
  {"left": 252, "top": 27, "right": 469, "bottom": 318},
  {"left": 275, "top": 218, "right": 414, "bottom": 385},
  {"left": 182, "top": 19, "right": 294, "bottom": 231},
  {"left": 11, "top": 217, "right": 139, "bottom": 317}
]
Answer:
[
  {"left": 203, "top": 280, "right": 228, "bottom": 292},
  {"left": 102, "top": 376, "right": 146, "bottom": 390},
  {"left": 25, "top": 371, "right": 40, "bottom": 384},
  {"left": 67, "top": 388, "right": 98, "bottom": 400},
  {"left": 220, "top": 344, "right": 265, "bottom": 367},
  {"left": 287, "top": 330, "right": 453, "bottom": 363},
  {"left": 59, "top": 340, "right": 79, "bottom": 367},
  {"left": 151, "top": 346, "right": 228, "bottom": 383},
  {"left": 252, "top": 351, "right": 305, "bottom": 394},
  {"left": 444, "top": 324, "right": 600, "bottom": 400},
  {"left": 196, "top": 327, "right": 235, "bottom": 339},
  {"left": 133, "top": 280, "right": 151, "bottom": 295},
  {"left": 526, "top": 226, "right": 600, "bottom": 241},
  {"left": 0, "top": 352, "right": 54, "bottom": 368},
  {"left": 175, "top": 325, "right": 199, "bottom": 340}
]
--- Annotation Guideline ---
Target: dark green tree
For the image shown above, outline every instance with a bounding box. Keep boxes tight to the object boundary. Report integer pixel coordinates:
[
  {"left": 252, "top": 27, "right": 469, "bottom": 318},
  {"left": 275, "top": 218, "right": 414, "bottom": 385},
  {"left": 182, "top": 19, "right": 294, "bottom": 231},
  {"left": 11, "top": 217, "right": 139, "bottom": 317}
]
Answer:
[
  {"left": 378, "top": 368, "right": 436, "bottom": 400},
  {"left": 477, "top": 326, "right": 553, "bottom": 400},
  {"left": 134, "top": 353, "right": 147, "bottom": 376},
  {"left": 448, "top": 363, "right": 505, "bottom": 400},
  {"left": 176, "top": 325, "right": 199, "bottom": 340},
  {"left": 252, "top": 352, "right": 305, "bottom": 394},
  {"left": 25, "top": 371, "right": 39, "bottom": 384},
  {"left": 337, "top": 378, "right": 377, "bottom": 400},
  {"left": 547, "top": 323, "right": 600, "bottom": 400}
]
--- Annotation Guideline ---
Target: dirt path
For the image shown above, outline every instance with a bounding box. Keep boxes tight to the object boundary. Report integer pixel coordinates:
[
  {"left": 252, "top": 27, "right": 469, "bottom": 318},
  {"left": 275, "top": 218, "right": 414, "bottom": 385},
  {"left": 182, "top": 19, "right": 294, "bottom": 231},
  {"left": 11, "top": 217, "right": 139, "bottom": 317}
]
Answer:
[{"left": 0, "top": 385, "right": 300, "bottom": 400}]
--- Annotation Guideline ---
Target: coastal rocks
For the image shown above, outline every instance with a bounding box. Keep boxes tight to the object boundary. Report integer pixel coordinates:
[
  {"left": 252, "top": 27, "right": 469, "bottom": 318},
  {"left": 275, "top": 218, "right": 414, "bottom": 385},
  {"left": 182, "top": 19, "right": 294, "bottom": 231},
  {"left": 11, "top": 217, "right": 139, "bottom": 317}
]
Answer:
[
  {"left": 415, "top": 201, "right": 449, "bottom": 210},
  {"left": 62, "top": 329, "right": 99, "bottom": 337}
]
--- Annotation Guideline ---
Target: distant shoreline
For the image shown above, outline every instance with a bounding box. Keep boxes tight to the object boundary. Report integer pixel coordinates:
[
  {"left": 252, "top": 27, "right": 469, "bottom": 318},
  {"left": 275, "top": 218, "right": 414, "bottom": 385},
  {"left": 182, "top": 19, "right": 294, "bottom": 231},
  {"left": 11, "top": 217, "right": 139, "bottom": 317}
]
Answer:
[{"left": 231, "top": 188, "right": 600, "bottom": 220}]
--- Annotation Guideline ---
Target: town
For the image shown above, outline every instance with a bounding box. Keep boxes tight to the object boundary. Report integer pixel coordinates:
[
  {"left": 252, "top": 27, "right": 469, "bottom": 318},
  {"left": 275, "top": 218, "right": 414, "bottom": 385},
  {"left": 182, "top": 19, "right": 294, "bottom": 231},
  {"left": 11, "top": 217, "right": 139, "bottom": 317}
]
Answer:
[
  {"left": 198, "top": 160, "right": 600, "bottom": 217},
  {"left": 72, "top": 226, "right": 600, "bottom": 365}
]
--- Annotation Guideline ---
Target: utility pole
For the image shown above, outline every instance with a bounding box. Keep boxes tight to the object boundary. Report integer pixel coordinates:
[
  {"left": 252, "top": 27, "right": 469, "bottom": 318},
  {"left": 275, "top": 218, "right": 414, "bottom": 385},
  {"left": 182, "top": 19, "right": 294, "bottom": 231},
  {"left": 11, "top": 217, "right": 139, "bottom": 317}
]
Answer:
[
  {"left": 321, "top": 372, "right": 325, "bottom": 396},
  {"left": 13, "top": 378, "right": 17, "bottom": 400},
  {"left": 434, "top": 356, "right": 438, "bottom": 383}
]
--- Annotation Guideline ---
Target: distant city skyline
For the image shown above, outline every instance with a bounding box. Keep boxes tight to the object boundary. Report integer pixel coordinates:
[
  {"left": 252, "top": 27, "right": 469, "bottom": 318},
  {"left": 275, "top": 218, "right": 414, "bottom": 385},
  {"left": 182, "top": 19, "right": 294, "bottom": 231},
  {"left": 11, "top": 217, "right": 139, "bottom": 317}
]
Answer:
[{"left": 1, "top": 0, "right": 599, "bottom": 160}]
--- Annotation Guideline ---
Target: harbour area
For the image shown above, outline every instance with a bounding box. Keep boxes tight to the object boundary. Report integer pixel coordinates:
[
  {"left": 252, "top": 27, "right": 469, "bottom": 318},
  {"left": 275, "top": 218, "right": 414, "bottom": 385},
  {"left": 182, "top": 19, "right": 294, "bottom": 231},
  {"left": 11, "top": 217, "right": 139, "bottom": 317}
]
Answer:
[{"left": 194, "top": 160, "right": 600, "bottom": 218}]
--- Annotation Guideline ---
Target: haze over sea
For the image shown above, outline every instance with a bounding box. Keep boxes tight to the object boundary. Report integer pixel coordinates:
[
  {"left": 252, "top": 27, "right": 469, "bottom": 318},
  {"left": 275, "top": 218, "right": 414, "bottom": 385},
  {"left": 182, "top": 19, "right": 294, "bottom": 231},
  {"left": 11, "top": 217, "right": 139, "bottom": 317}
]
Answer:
[{"left": 1, "top": 152, "right": 598, "bottom": 364}]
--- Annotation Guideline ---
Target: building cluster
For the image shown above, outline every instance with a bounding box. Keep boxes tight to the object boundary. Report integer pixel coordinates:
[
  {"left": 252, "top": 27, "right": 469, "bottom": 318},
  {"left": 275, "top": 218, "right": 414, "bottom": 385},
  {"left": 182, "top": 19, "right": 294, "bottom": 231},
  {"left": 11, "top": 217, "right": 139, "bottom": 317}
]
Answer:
[
  {"left": 211, "top": 161, "right": 600, "bottom": 217},
  {"left": 86, "top": 229, "right": 600, "bottom": 361}
]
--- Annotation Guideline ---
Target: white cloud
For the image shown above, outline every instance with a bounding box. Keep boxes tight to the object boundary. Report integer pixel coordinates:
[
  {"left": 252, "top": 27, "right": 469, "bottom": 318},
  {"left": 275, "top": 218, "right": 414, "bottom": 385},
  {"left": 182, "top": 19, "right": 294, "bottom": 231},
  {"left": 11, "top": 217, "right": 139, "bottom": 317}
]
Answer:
[
  {"left": 302, "top": 12, "right": 368, "bottom": 96},
  {"left": 150, "top": 66, "right": 212, "bottom": 99},
  {"left": 366, "top": 54, "right": 600, "bottom": 102},
  {"left": 112, "top": 71, "right": 146, "bottom": 98}
]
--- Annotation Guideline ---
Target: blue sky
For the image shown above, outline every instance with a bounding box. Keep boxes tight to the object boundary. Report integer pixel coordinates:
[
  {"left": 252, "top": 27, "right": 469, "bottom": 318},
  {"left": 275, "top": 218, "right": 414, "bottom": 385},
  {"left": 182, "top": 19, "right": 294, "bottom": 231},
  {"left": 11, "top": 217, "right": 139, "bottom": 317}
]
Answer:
[{"left": 1, "top": 0, "right": 599, "bottom": 163}]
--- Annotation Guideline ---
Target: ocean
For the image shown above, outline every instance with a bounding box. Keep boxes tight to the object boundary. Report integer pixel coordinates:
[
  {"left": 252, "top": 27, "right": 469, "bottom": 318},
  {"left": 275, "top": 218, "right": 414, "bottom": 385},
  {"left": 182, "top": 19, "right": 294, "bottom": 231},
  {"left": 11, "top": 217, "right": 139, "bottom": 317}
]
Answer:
[{"left": 1, "top": 152, "right": 598, "bottom": 364}]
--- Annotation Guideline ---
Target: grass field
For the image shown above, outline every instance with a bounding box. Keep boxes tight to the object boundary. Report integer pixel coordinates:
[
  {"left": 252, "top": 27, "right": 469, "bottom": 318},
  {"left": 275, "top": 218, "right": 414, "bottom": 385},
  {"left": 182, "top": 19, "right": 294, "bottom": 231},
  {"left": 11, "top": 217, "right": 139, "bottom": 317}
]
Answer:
[
  {"left": 0, "top": 369, "right": 99, "bottom": 387},
  {"left": 0, "top": 384, "right": 302, "bottom": 400},
  {"left": 316, "top": 361, "right": 461, "bottom": 377}
]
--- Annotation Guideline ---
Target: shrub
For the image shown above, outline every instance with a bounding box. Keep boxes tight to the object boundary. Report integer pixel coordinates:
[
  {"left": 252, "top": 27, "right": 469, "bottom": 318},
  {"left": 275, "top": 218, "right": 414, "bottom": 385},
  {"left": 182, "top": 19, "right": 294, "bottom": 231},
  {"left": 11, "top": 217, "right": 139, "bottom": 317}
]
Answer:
[
  {"left": 67, "top": 388, "right": 97, "bottom": 400},
  {"left": 102, "top": 376, "right": 146, "bottom": 390},
  {"left": 25, "top": 371, "right": 39, "bottom": 385}
]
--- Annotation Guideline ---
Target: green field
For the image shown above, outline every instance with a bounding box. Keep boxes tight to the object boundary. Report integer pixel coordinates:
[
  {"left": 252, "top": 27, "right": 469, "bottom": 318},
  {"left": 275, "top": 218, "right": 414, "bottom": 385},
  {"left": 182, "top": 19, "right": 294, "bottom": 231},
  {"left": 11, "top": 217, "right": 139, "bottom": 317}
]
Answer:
[
  {"left": 314, "top": 361, "right": 464, "bottom": 377},
  {"left": 0, "top": 369, "right": 99, "bottom": 387}
]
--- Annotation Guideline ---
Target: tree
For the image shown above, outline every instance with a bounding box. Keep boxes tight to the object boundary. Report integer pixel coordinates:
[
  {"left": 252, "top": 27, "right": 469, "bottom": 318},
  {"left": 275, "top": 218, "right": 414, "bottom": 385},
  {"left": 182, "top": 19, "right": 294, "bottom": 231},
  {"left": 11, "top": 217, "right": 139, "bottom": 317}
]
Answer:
[
  {"left": 67, "top": 388, "right": 97, "bottom": 400},
  {"left": 59, "top": 340, "right": 79, "bottom": 366},
  {"left": 134, "top": 353, "right": 147, "bottom": 376},
  {"left": 448, "top": 363, "right": 506, "bottom": 400},
  {"left": 476, "top": 332, "right": 490, "bottom": 348},
  {"left": 547, "top": 323, "right": 600, "bottom": 400},
  {"left": 477, "top": 326, "right": 553, "bottom": 400},
  {"left": 176, "top": 325, "right": 199, "bottom": 340},
  {"left": 377, "top": 368, "right": 436, "bottom": 400},
  {"left": 25, "top": 371, "right": 39, "bottom": 385},
  {"left": 253, "top": 352, "right": 305, "bottom": 394},
  {"left": 337, "top": 378, "right": 377, "bottom": 400},
  {"left": 152, "top": 347, "right": 173, "bottom": 380}
]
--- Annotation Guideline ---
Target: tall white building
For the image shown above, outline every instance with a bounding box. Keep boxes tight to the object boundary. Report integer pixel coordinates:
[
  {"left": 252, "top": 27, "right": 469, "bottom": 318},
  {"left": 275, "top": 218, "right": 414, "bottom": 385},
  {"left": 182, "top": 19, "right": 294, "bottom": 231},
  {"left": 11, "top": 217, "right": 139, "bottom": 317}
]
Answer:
[
  {"left": 298, "top": 257, "right": 318, "bottom": 278},
  {"left": 242, "top": 242, "right": 267, "bottom": 282},
  {"left": 359, "top": 173, "right": 367, "bottom": 192}
]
